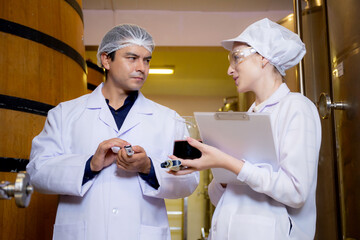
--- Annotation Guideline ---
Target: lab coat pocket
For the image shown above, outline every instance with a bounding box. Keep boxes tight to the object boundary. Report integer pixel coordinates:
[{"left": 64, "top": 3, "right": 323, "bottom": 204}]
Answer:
[
  {"left": 139, "top": 224, "right": 169, "bottom": 240},
  {"left": 228, "top": 214, "right": 275, "bottom": 240},
  {"left": 53, "top": 221, "right": 86, "bottom": 240},
  {"left": 289, "top": 219, "right": 312, "bottom": 240}
]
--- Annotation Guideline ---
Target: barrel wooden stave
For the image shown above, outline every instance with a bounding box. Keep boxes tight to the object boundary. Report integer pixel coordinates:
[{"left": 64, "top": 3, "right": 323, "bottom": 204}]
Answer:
[{"left": 0, "top": 1, "right": 85, "bottom": 239}]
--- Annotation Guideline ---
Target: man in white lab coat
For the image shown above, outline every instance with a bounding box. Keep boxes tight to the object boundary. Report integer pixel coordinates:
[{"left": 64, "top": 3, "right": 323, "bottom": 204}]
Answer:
[{"left": 27, "top": 24, "right": 199, "bottom": 240}]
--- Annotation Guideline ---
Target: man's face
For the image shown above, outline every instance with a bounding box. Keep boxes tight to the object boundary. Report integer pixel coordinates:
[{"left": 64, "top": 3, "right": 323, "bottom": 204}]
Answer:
[{"left": 103, "top": 45, "right": 152, "bottom": 91}]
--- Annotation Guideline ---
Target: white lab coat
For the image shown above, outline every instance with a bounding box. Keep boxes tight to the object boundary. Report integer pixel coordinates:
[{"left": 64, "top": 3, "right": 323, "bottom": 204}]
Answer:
[
  {"left": 27, "top": 83, "right": 199, "bottom": 240},
  {"left": 208, "top": 83, "right": 321, "bottom": 240}
]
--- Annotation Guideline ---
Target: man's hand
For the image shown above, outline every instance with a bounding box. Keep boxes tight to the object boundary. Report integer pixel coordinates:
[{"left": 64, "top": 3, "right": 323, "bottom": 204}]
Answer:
[
  {"left": 116, "top": 145, "right": 151, "bottom": 174},
  {"left": 91, "top": 138, "right": 130, "bottom": 172}
]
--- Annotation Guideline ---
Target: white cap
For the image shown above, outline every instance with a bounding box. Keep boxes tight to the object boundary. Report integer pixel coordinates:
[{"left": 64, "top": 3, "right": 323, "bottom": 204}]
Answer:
[{"left": 221, "top": 18, "right": 306, "bottom": 76}]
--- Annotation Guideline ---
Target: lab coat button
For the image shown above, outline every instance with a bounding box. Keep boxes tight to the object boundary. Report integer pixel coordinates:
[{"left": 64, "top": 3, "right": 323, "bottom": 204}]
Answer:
[{"left": 112, "top": 208, "right": 119, "bottom": 214}]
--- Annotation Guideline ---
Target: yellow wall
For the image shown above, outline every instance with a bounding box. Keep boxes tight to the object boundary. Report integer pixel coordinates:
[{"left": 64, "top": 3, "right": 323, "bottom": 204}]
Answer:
[{"left": 86, "top": 46, "right": 238, "bottom": 111}]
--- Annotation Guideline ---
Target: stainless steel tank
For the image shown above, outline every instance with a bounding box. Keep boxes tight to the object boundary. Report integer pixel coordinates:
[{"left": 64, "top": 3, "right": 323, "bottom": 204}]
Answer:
[
  {"left": 325, "top": 0, "right": 360, "bottom": 238},
  {"left": 300, "top": 1, "right": 340, "bottom": 239},
  {"left": 280, "top": 1, "right": 340, "bottom": 239},
  {"left": 277, "top": 14, "right": 300, "bottom": 93},
  {"left": 290, "top": 0, "right": 360, "bottom": 239}
]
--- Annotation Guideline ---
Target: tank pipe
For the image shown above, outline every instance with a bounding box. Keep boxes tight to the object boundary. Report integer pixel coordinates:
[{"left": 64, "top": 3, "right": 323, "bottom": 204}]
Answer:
[{"left": 293, "top": 0, "right": 306, "bottom": 95}]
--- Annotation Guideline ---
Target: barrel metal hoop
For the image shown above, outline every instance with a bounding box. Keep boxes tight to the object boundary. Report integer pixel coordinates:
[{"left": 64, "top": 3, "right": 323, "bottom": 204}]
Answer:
[
  {"left": 0, "top": 18, "right": 87, "bottom": 73},
  {"left": 0, "top": 158, "right": 29, "bottom": 173},
  {"left": 0, "top": 94, "right": 54, "bottom": 116},
  {"left": 64, "top": 0, "right": 84, "bottom": 24},
  {"left": 86, "top": 60, "right": 104, "bottom": 74}
]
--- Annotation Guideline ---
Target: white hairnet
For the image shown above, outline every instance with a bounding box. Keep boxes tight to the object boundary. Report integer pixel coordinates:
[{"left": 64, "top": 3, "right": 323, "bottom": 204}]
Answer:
[
  {"left": 97, "top": 24, "right": 155, "bottom": 67},
  {"left": 221, "top": 18, "right": 306, "bottom": 76}
]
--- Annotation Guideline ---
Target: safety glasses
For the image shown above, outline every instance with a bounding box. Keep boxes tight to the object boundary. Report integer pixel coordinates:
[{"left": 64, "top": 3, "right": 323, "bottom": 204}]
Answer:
[{"left": 228, "top": 47, "right": 257, "bottom": 68}]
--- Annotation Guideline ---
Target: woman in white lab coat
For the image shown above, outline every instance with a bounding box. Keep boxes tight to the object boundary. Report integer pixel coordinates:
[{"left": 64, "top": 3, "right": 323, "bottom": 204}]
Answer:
[
  {"left": 170, "top": 18, "right": 321, "bottom": 240},
  {"left": 27, "top": 24, "right": 199, "bottom": 240}
]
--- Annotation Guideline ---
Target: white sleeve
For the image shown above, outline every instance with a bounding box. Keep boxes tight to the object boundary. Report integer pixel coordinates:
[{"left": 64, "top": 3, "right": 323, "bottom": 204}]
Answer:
[
  {"left": 138, "top": 113, "right": 199, "bottom": 199},
  {"left": 138, "top": 159, "right": 199, "bottom": 199},
  {"left": 208, "top": 179, "right": 226, "bottom": 206},
  {"left": 237, "top": 100, "right": 321, "bottom": 208},
  {"left": 26, "top": 105, "right": 92, "bottom": 196}
]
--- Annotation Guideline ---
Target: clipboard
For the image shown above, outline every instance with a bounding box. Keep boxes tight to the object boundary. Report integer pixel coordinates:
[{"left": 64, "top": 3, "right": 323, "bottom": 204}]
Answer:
[{"left": 194, "top": 112, "right": 277, "bottom": 184}]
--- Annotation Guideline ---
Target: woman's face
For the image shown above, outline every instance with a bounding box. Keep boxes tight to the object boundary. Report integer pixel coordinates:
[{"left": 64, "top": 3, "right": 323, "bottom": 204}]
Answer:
[{"left": 227, "top": 42, "right": 262, "bottom": 93}]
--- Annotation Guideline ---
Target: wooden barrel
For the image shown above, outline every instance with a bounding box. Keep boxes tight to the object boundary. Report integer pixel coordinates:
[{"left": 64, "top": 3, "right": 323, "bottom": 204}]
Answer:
[
  {"left": 86, "top": 60, "right": 105, "bottom": 93},
  {"left": 0, "top": 0, "right": 86, "bottom": 239}
]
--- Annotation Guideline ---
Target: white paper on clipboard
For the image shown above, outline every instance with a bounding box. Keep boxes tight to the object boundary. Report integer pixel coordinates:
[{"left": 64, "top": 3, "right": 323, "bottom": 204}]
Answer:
[{"left": 194, "top": 112, "right": 277, "bottom": 185}]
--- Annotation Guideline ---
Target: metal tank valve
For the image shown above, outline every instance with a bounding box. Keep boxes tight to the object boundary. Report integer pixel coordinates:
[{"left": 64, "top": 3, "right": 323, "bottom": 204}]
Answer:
[{"left": 0, "top": 171, "right": 34, "bottom": 208}]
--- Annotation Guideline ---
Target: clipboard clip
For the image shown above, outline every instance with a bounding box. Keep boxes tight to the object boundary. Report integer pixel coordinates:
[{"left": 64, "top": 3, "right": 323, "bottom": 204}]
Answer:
[{"left": 214, "top": 112, "right": 250, "bottom": 120}]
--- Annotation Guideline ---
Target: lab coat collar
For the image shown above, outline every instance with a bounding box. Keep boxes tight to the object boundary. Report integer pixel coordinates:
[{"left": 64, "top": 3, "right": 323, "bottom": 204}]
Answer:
[
  {"left": 86, "top": 83, "right": 105, "bottom": 109},
  {"left": 86, "top": 83, "right": 154, "bottom": 135},
  {"left": 118, "top": 92, "right": 153, "bottom": 136},
  {"left": 248, "top": 83, "right": 290, "bottom": 113}
]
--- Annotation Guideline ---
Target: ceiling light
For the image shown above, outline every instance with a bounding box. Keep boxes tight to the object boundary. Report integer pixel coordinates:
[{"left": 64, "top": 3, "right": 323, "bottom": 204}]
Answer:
[{"left": 149, "top": 68, "right": 174, "bottom": 74}]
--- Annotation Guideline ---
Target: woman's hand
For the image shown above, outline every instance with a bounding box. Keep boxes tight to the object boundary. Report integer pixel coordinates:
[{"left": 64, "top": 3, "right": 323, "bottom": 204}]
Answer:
[{"left": 168, "top": 137, "right": 244, "bottom": 175}]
